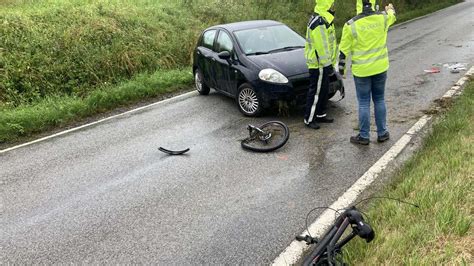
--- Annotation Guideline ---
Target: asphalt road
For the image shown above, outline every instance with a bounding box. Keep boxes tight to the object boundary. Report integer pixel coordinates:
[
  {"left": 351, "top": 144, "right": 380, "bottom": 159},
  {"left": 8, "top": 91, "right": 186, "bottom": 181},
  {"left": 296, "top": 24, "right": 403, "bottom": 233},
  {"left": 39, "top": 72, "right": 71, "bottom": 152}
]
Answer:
[{"left": 1, "top": 2, "right": 473, "bottom": 264}]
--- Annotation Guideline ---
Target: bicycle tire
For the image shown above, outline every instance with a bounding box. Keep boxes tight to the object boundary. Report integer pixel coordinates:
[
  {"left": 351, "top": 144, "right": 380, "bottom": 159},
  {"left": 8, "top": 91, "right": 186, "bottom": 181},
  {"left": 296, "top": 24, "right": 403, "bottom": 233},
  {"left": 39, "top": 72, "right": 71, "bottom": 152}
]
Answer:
[{"left": 241, "top": 121, "right": 289, "bottom": 152}]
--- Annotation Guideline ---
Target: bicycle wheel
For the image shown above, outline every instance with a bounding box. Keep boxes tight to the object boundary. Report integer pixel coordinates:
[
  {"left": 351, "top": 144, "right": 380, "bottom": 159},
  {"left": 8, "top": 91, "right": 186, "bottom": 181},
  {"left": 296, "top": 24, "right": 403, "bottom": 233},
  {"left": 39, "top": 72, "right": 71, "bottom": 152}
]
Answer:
[{"left": 241, "top": 121, "right": 289, "bottom": 152}]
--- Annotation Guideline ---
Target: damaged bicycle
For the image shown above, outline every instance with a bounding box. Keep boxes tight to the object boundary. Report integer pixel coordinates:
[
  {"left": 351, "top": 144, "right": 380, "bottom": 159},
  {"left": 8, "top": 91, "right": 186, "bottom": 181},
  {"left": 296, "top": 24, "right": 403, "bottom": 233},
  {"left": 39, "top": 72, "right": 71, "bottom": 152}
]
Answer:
[
  {"left": 297, "top": 197, "right": 418, "bottom": 265},
  {"left": 241, "top": 121, "right": 289, "bottom": 152}
]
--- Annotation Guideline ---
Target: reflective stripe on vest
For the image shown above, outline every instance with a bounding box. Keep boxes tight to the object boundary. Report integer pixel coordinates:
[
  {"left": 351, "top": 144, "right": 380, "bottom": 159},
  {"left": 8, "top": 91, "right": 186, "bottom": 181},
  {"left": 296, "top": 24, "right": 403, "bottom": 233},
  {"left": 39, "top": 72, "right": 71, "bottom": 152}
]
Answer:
[
  {"left": 319, "top": 26, "right": 330, "bottom": 58},
  {"left": 350, "top": 23, "right": 358, "bottom": 39},
  {"left": 305, "top": 30, "right": 312, "bottom": 62},
  {"left": 322, "top": 61, "right": 333, "bottom": 67},
  {"left": 352, "top": 45, "right": 387, "bottom": 56},
  {"left": 306, "top": 55, "right": 330, "bottom": 64},
  {"left": 352, "top": 52, "right": 388, "bottom": 65},
  {"left": 318, "top": 55, "right": 330, "bottom": 61}
]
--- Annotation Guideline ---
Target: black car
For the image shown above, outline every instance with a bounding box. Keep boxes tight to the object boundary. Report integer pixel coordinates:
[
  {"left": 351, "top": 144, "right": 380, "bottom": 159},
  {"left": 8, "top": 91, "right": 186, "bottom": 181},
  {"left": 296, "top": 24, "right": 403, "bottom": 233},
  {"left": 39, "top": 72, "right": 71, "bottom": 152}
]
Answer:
[{"left": 193, "top": 20, "right": 343, "bottom": 116}]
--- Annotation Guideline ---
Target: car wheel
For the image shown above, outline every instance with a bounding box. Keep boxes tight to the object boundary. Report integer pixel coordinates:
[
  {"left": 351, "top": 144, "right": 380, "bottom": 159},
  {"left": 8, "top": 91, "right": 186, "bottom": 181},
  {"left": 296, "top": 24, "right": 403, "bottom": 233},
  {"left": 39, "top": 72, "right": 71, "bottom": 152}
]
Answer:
[
  {"left": 195, "top": 69, "right": 210, "bottom": 95},
  {"left": 237, "top": 83, "right": 263, "bottom": 117}
]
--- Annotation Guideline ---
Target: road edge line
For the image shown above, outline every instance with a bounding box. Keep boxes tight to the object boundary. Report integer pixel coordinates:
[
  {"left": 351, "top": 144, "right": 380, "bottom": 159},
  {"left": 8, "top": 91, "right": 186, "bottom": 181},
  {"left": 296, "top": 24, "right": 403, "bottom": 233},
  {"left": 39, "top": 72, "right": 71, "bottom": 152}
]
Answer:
[
  {"left": 272, "top": 66, "right": 473, "bottom": 265},
  {"left": 0, "top": 91, "right": 198, "bottom": 154}
]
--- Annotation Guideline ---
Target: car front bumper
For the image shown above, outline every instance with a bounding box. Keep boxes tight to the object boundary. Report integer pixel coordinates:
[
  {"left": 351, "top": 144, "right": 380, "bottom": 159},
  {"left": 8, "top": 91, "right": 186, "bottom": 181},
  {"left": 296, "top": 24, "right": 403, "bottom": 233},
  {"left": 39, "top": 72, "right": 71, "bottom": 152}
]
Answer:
[
  {"left": 255, "top": 72, "right": 344, "bottom": 107},
  {"left": 255, "top": 73, "right": 310, "bottom": 107}
]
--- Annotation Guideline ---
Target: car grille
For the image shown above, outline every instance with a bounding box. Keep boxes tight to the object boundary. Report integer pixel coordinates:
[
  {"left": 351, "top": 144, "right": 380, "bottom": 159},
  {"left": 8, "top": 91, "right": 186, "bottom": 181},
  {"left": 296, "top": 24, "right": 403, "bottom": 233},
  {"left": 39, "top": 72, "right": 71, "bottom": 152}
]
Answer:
[
  {"left": 292, "top": 79, "right": 309, "bottom": 93},
  {"left": 289, "top": 74, "right": 310, "bottom": 104},
  {"left": 291, "top": 76, "right": 309, "bottom": 95}
]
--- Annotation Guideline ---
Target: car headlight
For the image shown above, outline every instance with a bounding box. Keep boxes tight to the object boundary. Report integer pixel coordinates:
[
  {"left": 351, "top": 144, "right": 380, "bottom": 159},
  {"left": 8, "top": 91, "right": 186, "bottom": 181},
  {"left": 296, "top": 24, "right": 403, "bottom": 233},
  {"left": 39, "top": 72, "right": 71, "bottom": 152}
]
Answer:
[{"left": 258, "top": 68, "right": 288, "bottom": 84}]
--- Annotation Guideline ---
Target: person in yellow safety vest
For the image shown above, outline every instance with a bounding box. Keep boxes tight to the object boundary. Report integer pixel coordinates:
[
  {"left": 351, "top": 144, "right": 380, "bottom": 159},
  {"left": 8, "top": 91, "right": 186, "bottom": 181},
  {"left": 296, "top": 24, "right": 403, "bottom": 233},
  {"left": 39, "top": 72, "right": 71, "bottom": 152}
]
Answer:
[
  {"left": 338, "top": 0, "right": 396, "bottom": 145},
  {"left": 303, "top": 0, "right": 337, "bottom": 130}
]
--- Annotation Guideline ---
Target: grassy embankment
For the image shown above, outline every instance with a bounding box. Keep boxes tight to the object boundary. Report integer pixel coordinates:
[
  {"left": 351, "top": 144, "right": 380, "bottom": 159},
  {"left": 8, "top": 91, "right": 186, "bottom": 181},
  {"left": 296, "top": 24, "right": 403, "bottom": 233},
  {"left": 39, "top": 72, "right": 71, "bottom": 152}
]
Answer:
[
  {"left": 344, "top": 81, "right": 473, "bottom": 264},
  {"left": 0, "top": 0, "right": 463, "bottom": 144}
]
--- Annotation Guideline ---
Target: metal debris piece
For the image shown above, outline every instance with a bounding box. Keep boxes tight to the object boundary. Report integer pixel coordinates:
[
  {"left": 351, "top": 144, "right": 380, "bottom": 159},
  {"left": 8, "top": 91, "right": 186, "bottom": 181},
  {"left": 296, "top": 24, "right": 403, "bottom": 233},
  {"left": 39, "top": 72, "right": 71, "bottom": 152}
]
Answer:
[
  {"left": 158, "top": 147, "right": 190, "bottom": 155},
  {"left": 450, "top": 68, "right": 461, "bottom": 73},
  {"left": 446, "top": 63, "right": 467, "bottom": 73}
]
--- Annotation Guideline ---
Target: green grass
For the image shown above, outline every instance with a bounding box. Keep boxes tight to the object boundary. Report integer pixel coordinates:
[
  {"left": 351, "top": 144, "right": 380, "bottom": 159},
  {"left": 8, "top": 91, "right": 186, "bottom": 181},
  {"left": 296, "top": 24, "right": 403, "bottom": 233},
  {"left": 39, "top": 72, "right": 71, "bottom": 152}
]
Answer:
[
  {"left": 0, "top": 0, "right": 463, "bottom": 144},
  {"left": 344, "top": 81, "right": 474, "bottom": 265},
  {"left": 0, "top": 68, "right": 193, "bottom": 143},
  {"left": 0, "top": 0, "right": 196, "bottom": 104}
]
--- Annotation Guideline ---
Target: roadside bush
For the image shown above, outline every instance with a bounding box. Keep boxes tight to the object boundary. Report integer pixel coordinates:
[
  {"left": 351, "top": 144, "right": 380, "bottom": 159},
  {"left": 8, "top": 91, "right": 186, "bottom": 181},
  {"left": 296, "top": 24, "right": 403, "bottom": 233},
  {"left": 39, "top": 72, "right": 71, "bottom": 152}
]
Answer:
[{"left": 1, "top": 4, "right": 163, "bottom": 105}]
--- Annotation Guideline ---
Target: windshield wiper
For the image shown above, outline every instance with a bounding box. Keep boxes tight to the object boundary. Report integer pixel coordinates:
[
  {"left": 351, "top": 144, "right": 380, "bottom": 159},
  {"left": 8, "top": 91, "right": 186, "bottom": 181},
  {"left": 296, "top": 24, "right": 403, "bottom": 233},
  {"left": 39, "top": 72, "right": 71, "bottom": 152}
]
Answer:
[
  {"left": 267, "top": 46, "right": 305, "bottom": 54},
  {"left": 246, "top": 51, "right": 270, "bottom": 56}
]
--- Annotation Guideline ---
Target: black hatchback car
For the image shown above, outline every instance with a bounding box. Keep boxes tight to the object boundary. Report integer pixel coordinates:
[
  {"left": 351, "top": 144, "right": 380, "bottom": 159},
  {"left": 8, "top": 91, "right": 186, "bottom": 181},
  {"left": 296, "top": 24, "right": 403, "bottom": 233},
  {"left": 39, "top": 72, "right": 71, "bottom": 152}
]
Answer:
[{"left": 193, "top": 20, "right": 343, "bottom": 116}]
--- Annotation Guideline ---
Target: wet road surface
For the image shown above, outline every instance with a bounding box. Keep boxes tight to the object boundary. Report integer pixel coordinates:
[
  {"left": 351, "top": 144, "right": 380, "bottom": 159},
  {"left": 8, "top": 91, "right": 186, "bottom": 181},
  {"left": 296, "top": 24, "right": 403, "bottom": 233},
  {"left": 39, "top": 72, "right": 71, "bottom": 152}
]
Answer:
[{"left": 1, "top": 1, "right": 474, "bottom": 264}]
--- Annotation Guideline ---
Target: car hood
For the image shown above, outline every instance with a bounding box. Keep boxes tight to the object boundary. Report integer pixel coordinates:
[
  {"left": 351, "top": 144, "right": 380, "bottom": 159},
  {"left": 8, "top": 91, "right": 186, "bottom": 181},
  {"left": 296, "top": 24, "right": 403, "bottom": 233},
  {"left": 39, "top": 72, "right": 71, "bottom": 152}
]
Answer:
[{"left": 247, "top": 49, "right": 308, "bottom": 78}]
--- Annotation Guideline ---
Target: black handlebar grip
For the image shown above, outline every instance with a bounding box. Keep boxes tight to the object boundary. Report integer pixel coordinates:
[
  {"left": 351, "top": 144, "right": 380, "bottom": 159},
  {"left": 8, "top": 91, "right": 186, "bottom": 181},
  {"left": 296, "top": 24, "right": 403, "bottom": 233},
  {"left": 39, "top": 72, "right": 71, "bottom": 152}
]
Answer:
[
  {"left": 295, "top": 235, "right": 318, "bottom": 244},
  {"left": 295, "top": 235, "right": 306, "bottom": 241},
  {"left": 346, "top": 209, "right": 375, "bottom": 242},
  {"left": 355, "top": 220, "right": 375, "bottom": 242}
]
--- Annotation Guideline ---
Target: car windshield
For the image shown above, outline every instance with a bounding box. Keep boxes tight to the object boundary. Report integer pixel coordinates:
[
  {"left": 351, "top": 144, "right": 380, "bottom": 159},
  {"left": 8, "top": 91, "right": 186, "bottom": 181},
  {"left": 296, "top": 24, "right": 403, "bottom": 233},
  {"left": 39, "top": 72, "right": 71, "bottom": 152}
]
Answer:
[{"left": 234, "top": 25, "right": 305, "bottom": 56}]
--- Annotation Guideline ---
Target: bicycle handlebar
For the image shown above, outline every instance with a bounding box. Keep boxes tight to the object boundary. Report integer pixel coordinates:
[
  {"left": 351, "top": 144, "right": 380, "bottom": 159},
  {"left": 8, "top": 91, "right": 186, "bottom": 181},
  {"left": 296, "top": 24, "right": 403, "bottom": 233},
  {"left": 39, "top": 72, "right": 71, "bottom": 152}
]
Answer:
[
  {"left": 299, "top": 207, "right": 375, "bottom": 265},
  {"left": 300, "top": 199, "right": 416, "bottom": 265},
  {"left": 346, "top": 208, "right": 375, "bottom": 242}
]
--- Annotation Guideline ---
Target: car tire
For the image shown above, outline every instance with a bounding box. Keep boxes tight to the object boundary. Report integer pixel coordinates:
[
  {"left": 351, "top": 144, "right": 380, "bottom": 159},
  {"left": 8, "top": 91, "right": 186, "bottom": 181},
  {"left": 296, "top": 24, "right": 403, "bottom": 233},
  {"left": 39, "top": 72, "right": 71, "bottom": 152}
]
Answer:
[
  {"left": 195, "top": 69, "right": 210, "bottom": 95},
  {"left": 237, "top": 83, "right": 263, "bottom": 117}
]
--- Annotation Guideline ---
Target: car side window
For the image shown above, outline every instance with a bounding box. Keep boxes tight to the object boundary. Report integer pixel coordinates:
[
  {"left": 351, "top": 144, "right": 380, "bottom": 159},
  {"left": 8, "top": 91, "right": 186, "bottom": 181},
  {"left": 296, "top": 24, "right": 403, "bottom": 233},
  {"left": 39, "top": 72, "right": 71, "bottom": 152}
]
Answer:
[
  {"left": 202, "top": 30, "right": 217, "bottom": 50},
  {"left": 216, "top": 31, "right": 233, "bottom": 53}
]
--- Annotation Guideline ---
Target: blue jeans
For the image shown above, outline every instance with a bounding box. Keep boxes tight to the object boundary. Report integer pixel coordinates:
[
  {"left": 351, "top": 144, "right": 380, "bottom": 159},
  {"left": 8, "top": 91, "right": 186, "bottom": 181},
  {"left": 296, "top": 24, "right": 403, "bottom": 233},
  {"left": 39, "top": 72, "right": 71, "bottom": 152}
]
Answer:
[{"left": 354, "top": 72, "right": 388, "bottom": 139}]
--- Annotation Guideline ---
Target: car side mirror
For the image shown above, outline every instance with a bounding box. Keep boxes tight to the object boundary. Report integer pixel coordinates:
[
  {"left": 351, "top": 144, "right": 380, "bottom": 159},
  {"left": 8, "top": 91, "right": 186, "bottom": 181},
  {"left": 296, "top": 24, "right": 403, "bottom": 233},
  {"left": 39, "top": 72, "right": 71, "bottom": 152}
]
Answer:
[{"left": 218, "top": 51, "right": 231, "bottom": 60}]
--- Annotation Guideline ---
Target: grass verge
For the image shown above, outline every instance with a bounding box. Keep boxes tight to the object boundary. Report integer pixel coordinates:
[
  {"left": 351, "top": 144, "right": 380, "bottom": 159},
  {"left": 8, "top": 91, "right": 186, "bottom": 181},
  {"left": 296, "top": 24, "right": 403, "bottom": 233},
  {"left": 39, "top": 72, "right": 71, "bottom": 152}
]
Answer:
[
  {"left": 344, "top": 80, "right": 473, "bottom": 264},
  {"left": 0, "top": 68, "right": 193, "bottom": 144}
]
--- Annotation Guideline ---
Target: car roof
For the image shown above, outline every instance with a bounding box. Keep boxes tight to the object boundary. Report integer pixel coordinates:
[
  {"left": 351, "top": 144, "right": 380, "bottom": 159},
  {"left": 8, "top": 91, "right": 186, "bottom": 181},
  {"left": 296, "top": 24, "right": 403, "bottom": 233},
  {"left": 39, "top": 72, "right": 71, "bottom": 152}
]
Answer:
[{"left": 207, "top": 20, "right": 283, "bottom": 32}]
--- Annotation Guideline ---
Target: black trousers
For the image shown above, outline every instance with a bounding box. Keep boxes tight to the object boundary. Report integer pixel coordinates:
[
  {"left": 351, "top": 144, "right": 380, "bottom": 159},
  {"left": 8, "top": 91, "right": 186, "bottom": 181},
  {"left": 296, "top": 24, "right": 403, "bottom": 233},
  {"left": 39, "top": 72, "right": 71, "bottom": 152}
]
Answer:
[{"left": 304, "top": 66, "right": 332, "bottom": 124}]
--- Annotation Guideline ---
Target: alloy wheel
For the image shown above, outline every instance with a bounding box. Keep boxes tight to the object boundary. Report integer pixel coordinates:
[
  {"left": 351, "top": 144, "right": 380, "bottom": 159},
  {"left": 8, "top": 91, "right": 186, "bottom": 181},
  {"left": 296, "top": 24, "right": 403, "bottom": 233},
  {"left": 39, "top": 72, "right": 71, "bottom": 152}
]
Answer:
[
  {"left": 195, "top": 72, "right": 203, "bottom": 92},
  {"left": 239, "top": 88, "right": 259, "bottom": 115}
]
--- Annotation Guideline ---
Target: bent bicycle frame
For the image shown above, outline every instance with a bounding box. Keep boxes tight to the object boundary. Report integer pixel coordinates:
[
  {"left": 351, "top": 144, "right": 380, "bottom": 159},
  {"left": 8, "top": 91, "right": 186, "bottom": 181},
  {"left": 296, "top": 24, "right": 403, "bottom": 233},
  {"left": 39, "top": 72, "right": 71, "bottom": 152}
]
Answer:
[{"left": 300, "top": 207, "right": 374, "bottom": 265}]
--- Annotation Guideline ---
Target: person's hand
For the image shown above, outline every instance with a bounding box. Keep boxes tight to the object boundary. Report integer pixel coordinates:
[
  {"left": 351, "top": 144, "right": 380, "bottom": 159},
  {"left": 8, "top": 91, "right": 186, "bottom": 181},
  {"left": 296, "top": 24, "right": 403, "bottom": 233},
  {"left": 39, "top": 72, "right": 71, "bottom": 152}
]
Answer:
[
  {"left": 327, "top": 66, "right": 336, "bottom": 76},
  {"left": 338, "top": 65, "right": 344, "bottom": 77},
  {"left": 385, "top": 3, "right": 395, "bottom": 13}
]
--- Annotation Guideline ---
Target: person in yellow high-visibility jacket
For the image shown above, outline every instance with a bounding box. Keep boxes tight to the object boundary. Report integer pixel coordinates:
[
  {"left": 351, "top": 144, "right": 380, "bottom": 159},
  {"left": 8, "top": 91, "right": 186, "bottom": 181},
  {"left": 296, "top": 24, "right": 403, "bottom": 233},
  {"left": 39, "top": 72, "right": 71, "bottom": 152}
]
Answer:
[
  {"left": 303, "top": 0, "right": 337, "bottom": 129},
  {"left": 338, "top": 0, "right": 396, "bottom": 145}
]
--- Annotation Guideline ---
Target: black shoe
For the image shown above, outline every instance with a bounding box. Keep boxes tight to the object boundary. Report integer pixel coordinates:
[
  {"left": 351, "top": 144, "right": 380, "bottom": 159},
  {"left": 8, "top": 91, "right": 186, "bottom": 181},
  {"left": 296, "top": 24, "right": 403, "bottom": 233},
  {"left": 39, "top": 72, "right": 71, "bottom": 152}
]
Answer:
[
  {"left": 377, "top": 132, "right": 390, "bottom": 143},
  {"left": 305, "top": 121, "right": 320, "bottom": 129},
  {"left": 350, "top": 134, "right": 370, "bottom": 145},
  {"left": 315, "top": 117, "right": 334, "bottom": 123}
]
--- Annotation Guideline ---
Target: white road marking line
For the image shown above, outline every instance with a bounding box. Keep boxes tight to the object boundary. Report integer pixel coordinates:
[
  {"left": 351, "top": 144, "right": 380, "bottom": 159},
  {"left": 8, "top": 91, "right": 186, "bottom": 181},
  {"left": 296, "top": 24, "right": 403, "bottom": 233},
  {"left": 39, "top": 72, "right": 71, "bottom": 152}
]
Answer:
[
  {"left": 0, "top": 91, "right": 198, "bottom": 154},
  {"left": 272, "top": 66, "right": 473, "bottom": 265}
]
